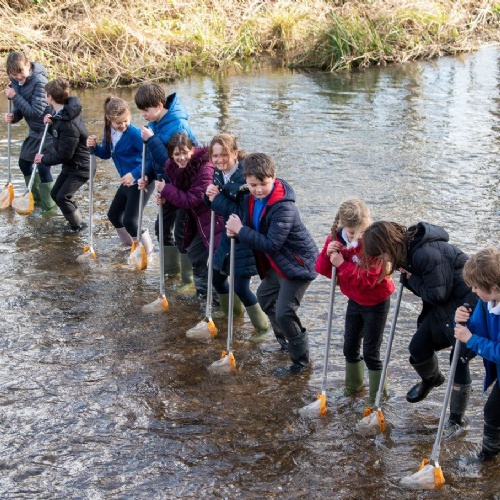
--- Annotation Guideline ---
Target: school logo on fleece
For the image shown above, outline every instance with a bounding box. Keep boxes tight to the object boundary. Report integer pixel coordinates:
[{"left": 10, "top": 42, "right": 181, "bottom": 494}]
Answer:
[{"left": 352, "top": 255, "right": 361, "bottom": 265}]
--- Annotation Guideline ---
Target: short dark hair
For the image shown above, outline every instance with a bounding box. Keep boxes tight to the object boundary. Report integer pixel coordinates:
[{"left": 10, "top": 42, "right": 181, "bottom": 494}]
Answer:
[
  {"left": 45, "top": 78, "right": 70, "bottom": 104},
  {"left": 134, "top": 83, "right": 166, "bottom": 110},
  {"left": 243, "top": 153, "right": 275, "bottom": 181}
]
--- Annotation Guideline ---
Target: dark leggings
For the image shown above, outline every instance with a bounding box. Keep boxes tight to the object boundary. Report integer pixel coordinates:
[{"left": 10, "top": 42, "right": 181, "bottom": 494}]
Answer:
[
  {"left": 343, "top": 298, "right": 390, "bottom": 371},
  {"left": 108, "top": 183, "right": 154, "bottom": 237},
  {"left": 212, "top": 272, "right": 258, "bottom": 307},
  {"left": 19, "top": 158, "right": 53, "bottom": 183},
  {"left": 409, "top": 309, "right": 471, "bottom": 385}
]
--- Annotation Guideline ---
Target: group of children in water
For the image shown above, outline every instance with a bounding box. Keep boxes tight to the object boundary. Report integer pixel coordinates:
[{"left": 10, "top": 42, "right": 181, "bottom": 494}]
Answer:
[{"left": 3, "top": 51, "right": 500, "bottom": 465}]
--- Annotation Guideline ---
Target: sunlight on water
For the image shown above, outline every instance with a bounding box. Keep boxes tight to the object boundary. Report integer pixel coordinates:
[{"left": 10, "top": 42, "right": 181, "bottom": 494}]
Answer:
[{"left": 0, "top": 47, "right": 498, "bottom": 497}]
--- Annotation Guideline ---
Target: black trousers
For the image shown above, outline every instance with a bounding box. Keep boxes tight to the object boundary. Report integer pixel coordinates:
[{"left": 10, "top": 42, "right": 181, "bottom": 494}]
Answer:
[{"left": 343, "top": 298, "right": 390, "bottom": 371}]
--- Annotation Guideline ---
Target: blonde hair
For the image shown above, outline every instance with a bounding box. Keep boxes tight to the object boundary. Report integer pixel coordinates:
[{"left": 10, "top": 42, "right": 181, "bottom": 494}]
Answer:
[
  {"left": 463, "top": 247, "right": 500, "bottom": 293},
  {"left": 330, "top": 198, "right": 372, "bottom": 240},
  {"left": 208, "top": 133, "right": 246, "bottom": 162}
]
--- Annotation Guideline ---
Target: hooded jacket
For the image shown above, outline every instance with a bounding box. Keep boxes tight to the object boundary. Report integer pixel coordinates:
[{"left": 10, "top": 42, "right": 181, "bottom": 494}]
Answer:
[
  {"left": 144, "top": 93, "right": 198, "bottom": 181},
  {"left": 40, "top": 96, "right": 90, "bottom": 177},
  {"left": 237, "top": 178, "right": 318, "bottom": 281},
  {"left": 160, "top": 147, "right": 224, "bottom": 251},
  {"left": 404, "top": 222, "right": 477, "bottom": 342},
  {"left": 9, "top": 61, "right": 54, "bottom": 160}
]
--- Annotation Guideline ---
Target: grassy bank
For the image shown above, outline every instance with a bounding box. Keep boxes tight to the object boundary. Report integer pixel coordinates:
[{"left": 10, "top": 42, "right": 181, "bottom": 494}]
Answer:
[{"left": 2, "top": 0, "right": 500, "bottom": 86}]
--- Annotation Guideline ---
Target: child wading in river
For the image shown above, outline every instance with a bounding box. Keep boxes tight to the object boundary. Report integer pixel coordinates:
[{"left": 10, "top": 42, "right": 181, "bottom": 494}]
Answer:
[
  {"left": 315, "top": 199, "right": 395, "bottom": 401},
  {"left": 455, "top": 247, "right": 500, "bottom": 461}
]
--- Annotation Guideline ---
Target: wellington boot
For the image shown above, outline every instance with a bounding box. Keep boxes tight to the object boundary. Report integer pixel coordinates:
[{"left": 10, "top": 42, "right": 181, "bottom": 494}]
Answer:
[
  {"left": 39, "top": 182, "right": 57, "bottom": 213},
  {"left": 24, "top": 173, "right": 42, "bottom": 204},
  {"left": 345, "top": 360, "right": 365, "bottom": 396},
  {"left": 116, "top": 227, "right": 133, "bottom": 247},
  {"left": 163, "top": 245, "right": 181, "bottom": 277},
  {"left": 447, "top": 383, "right": 472, "bottom": 427},
  {"left": 273, "top": 331, "right": 310, "bottom": 377},
  {"left": 406, "top": 354, "right": 445, "bottom": 403},
  {"left": 368, "top": 369, "right": 387, "bottom": 405},
  {"left": 180, "top": 253, "right": 193, "bottom": 284},
  {"left": 478, "top": 422, "right": 500, "bottom": 461},
  {"left": 218, "top": 293, "right": 244, "bottom": 319},
  {"left": 65, "top": 208, "right": 83, "bottom": 230},
  {"left": 246, "top": 303, "right": 271, "bottom": 340}
]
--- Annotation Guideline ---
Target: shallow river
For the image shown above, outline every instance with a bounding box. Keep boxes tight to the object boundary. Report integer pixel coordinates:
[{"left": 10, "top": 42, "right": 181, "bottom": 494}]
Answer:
[{"left": 0, "top": 46, "right": 499, "bottom": 499}]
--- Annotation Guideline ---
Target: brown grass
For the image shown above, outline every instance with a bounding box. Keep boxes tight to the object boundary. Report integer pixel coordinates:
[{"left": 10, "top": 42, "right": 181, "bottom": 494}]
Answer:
[{"left": 1, "top": 0, "right": 499, "bottom": 86}]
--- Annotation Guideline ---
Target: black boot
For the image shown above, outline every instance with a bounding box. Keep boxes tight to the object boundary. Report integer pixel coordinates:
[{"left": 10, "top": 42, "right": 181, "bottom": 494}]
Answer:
[
  {"left": 273, "top": 330, "right": 309, "bottom": 377},
  {"left": 406, "top": 354, "right": 445, "bottom": 403},
  {"left": 477, "top": 422, "right": 500, "bottom": 461},
  {"left": 448, "top": 383, "right": 472, "bottom": 426}
]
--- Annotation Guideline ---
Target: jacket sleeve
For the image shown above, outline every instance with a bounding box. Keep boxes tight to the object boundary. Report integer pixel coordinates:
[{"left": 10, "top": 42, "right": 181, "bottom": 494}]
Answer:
[
  {"left": 160, "top": 165, "right": 212, "bottom": 209},
  {"left": 41, "top": 122, "right": 80, "bottom": 166},
  {"left": 315, "top": 235, "right": 333, "bottom": 279},
  {"left": 237, "top": 202, "right": 294, "bottom": 254},
  {"left": 211, "top": 192, "right": 240, "bottom": 220},
  {"left": 143, "top": 135, "right": 168, "bottom": 181},
  {"left": 406, "top": 246, "right": 453, "bottom": 304},
  {"left": 11, "top": 80, "right": 46, "bottom": 121},
  {"left": 94, "top": 140, "right": 111, "bottom": 160}
]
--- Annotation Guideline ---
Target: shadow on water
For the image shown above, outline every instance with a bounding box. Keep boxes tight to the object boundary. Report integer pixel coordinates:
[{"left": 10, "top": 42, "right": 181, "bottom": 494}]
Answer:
[{"left": 0, "top": 47, "right": 499, "bottom": 498}]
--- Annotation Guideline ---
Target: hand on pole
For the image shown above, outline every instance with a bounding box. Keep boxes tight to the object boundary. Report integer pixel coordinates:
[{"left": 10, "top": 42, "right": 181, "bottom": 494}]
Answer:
[{"left": 225, "top": 213, "right": 243, "bottom": 234}]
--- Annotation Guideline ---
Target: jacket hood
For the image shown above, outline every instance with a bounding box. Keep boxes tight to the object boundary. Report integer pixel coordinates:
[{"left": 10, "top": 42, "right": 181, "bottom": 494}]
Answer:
[
  {"left": 266, "top": 178, "right": 295, "bottom": 207},
  {"left": 164, "top": 92, "right": 189, "bottom": 123},
  {"left": 409, "top": 222, "right": 449, "bottom": 252},
  {"left": 30, "top": 62, "right": 48, "bottom": 80},
  {"left": 54, "top": 96, "right": 82, "bottom": 122}
]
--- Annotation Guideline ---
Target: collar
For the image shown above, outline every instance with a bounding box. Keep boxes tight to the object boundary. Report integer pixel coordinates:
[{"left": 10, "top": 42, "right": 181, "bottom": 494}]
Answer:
[{"left": 342, "top": 228, "right": 359, "bottom": 250}]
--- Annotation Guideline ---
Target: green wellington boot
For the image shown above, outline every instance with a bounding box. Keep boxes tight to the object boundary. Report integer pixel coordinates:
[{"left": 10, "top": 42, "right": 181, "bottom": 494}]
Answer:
[
  {"left": 345, "top": 360, "right": 365, "bottom": 396},
  {"left": 368, "top": 369, "right": 387, "bottom": 405},
  {"left": 217, "top": 293, "right": 243, "bottom": 318},
  {"left": 163, "top": 245, "right": 181, "bottom": 278},
  {"left": 175, "top": 253, "right": 196, "bottom": 297},
  {"left": 39, "top": 182, "right": 57, "bottom": 212},
  {"left": 246, "top": 303, "right": 271, "bottom": 342},
  {"left": 24, "top": 173, "right": 42, "bottom": 204}
]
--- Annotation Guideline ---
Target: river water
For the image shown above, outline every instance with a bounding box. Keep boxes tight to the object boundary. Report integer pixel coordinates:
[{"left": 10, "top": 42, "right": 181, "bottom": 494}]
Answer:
[{"left": 0, "top": 46, "right": 498, "bottom": 499}]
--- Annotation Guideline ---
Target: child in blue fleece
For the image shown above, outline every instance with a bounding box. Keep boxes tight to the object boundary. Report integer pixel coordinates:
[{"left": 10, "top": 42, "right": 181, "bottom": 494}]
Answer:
[
  {"left": 87, "top": 96, "right": 154, "bottom": 253},
  {"left": 455, "top": 247, "right": 500, "bottom": 462}
]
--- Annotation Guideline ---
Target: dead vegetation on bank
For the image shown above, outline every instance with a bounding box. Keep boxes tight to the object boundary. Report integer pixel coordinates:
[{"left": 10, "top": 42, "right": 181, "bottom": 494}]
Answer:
[{"left": 1, "top": 0, "right": 499, "bottom": 86}]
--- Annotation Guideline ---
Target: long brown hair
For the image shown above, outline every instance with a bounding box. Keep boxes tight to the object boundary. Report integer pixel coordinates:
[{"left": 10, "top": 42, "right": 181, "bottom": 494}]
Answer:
[{"left": 362, "top": 221, "right": 414, "bottom": 275}]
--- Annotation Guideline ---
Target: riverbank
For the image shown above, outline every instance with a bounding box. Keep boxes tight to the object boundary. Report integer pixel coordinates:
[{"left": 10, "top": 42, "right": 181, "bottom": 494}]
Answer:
[{"left": 2, "top": 0, "right": 500, "bottom": 86}]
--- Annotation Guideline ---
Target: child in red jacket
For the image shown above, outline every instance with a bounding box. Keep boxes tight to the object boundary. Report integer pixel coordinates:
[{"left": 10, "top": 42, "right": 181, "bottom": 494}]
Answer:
[{"left": 315, "top": 199, "right": 394, "bottom": 402}]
